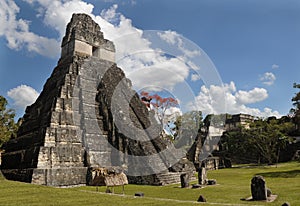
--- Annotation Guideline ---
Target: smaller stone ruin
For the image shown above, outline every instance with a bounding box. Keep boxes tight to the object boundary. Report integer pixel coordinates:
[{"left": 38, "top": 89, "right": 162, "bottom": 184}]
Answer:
[
  {"left": 248, "top": 175, "right": 277, "bottom": 202},
  {"left": 198, "top": 167, "right": 207, "bottom": 185},
  {"left": 89, "top": 167, "right": 128, "bottom": 194},
  {"left": 251, "top": 175, "right": 267, "bottom": 201}
]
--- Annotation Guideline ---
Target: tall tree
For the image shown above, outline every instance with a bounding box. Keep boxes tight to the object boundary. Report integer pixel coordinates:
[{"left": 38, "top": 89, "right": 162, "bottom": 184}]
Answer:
[
  {"left": 174, "top": 111, "right": 203, "bottom": 141},
  {"left": 220, "top": 118, "right": 293, "bottom": 164},
  {"left": 290, "top": 83, "right": 300, "bottom": 133},
  {"left": 174, "top": 111, "right": 205, "bottom": 161},
  {"left": 140, "top": 91, "right": 180, "bottom": 139},
  {"left": 0, "top": 96, "right": 17, "bottom": 147}
]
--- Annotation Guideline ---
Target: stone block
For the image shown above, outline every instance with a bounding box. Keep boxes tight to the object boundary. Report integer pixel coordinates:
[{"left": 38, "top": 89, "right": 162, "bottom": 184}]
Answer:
[
  {"left": 49, "top": 144, "right": 84, "bottom": 165},
  {"left": 51, "top": 111, "right": 60, "bottom": 124},
  {"left": 192, "top": 184, "right": 202, "bottom": 189},
  {"left": 74, "top": 40, "right": 93, "bottom": 56},
  {"left": 54, "top": 127, "right": 81, "bottom": 143},
  {"left": 32, "top": 167, "right": 88, "bottom": 186},
  {"left": 31, "top": 168, "right": 47, "bottom": 185},
  {"left": 71, "top": 87, "right": 80, "bottom": 98},
  {"left": 36, "top": 147, "right": 51, "bottom": 168},
  {"left": 198, "top": 167, "right": 207, "bottom": 185},
  {"left": 180, "top": 173, "right": 190, "bottom": 188},
  {"left": 134, "top": 192, "right": 144, "bottom": 197},
  {"left": 93, "top": 45, "right": 115, "bottom": 62},
  {"left": 79, "top": 77, "right": 98, "bottom": 91},
  {"left": 84, "top": 134, "right": 109, "bottom": 150},
  {"left": 81, "top": 104, "right": 98, "bottom": 118},
  {"left": 83, "top": 119, "right": 101, "bottom": 134},
  {"left": 197, "top": 195, "right": 206, "bottom": 202},
  {"left": 251, "top": 175, "right": 267, "bottom": 201},
  {"left": 88, "top": 151, "right": 112, "bottom": 167},
  {"left": 44, "top": 128, "right": 56, "bottom": 146},
  {"left": 60, "top": 110, "right": 75, "bottom": 125},
  {"left": 207, "top": 179, "right": 217, "bottom": 185},
  {"left": 63, "top": 98, "right": 73, "bottom": 111},
  {"left": 71, "top": 98, "right": 80, "bottom": 112}
]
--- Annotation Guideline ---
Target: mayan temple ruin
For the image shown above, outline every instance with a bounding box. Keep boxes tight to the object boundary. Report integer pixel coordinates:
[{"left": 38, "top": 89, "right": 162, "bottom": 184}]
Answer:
[{"left": 1, "top": 13, "right": 195, "bottom": 186}]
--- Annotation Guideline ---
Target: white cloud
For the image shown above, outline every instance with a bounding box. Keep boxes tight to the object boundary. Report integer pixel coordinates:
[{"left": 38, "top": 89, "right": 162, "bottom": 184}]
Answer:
[
  {"left": 235, "top": 87, "right": 268, "bottom": 104},
  {"left": 191, "top": 74, "right": 201, "bottom": 82},
  {"left": 0, "top": 0, "right": 60, "bottom": 58},
  {"left": 158, "top": 30, "right": 178, "bottom": 45},
  {"left": 41, "top": 0, "right": 94, "bottom": 37},
  {"left": 190, "top": 81, "right": 281, "bottom": 118},
  {"left": 100, "top": 4, "right": 120, "bottom": 24},
  {"left": 260, "top": 72, "right": 276, "bottom": 86},
  {"left": 7, "top": 85, "right": 39, "bottom": 109},
  {"left": 163, "top": 106, "right": 182, "bottom": 124},
  {"left": 94, "top": 5, "right": 192, "bottom": 91},
  {"left": 127, "top": 56, "right": 190, "bottom": 91},
  {"left": 2, "top": 1, "right": 282, "bottom": 120},
  {"left": 22, "top": 0, "right": 94, "bottom": 38},
  {"left": 272, "top": 64, "right": 279, "bottom": 69},
  {"left": 1, "top": 1, "right": 199, "bottom": 92},
  {"left": 158, "top": 30, "right": 201, "bottom": 58}
]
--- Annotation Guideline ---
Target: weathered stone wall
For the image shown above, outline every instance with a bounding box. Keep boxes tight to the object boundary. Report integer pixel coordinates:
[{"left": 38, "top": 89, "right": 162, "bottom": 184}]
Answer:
[
  {"left": 1, "top": 14, "right": 112, "bottom": 186},
  {"left": 1, "top": 54, "right": 89, "bottom": 186}
]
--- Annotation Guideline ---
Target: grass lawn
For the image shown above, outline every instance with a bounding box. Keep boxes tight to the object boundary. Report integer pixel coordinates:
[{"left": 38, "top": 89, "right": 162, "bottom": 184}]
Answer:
[{"left": 0, "top": 161, "right": 299, "bottom": 206}]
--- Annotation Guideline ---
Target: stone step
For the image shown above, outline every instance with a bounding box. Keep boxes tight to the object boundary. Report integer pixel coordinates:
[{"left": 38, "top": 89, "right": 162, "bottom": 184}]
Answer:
[
  {"left": 155, "top": 171, "right": 197, "bottom": 185},
  {"left": 156, "top": 172, "right": 181, "bottom": 185}
]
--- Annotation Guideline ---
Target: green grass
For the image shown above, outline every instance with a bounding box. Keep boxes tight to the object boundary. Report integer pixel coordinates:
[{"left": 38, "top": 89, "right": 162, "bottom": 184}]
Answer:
[{"left": 0, "top": 162, "right": 299, "bottom": 206}]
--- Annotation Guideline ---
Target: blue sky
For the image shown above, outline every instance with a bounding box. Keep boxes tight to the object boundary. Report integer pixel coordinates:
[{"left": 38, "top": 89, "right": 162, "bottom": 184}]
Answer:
[{"left": 1, "top": 0, "right": 300, "bottom": 119}]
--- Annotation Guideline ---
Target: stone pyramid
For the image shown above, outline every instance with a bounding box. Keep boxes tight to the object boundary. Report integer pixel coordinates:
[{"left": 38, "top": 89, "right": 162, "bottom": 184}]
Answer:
[{"left": 1, "top": 14, "right": 192, "bottom": 186}]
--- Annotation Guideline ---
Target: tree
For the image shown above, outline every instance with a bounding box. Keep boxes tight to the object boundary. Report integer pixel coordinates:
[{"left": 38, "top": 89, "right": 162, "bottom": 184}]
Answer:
[
  {"left": 175, "top": 111, "right": 203, "bottom": 134},
  {"left": 140, "top": 91, "right": 180, "bottom": 139},
  {"left": 174, "top": 111, "right": 205, "bottom": 161},
  {"left": 174, "top": 110, "right": 203, "bottom": 142},
  {"left": 0, "top": 96, "right": 17, "bottom": 147},
  {"left": 290, "top": 83, "right": 300, "bottom": 133},
  {"left": 220, "top": 118, "right": 294, "bottom": 164}
]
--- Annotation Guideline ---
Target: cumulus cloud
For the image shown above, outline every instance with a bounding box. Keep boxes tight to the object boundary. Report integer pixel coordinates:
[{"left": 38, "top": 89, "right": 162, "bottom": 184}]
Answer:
[
  {"left": 164, "top": 106, "right": 182, "bottom": 124},
  {"left": 235, "top": 87, "right": 268, "bottom": 104},
  {"left": 21, "top": 1, "right": 189, "bottom": 91},
  {"left": 272, "top": 64, "right": 279, "bottom": 69},
  {"left": 127, "top": 57, "right": 190, "bottom": 91},
  {"left": 158, "top": 30, "right": 201, "bottom": 58},
  {"left": 260, "top": 72, "right": 276, "bottom": 86},
  {"left": 7, "top": 85, "right": 39, "bottom": 109},
  {"left": 191, "top": 74, "right": 201, "bottom": 82},
  {"left": 0, "top": 0, "right": 60, "bottom": 58},
  {"left": 34, "top": 0, "right": 94, "bottom": 37},
  {"left": 2, "top": 1, "right": 198, "bottom": 92},
  {"left": 100, "top": 4, "right": 120, "bottom": 24},
  {"left": 158, "top": 30, "right": 178, "bottom": 45},
  {"left": 190, "top": 81, "right": 281, "bottom": 118},
  {"left": 94, "top": 5, "right": 193, "bottom": 91},
  {"left": 3, "top": 1, "right": 281, "bottom": 119}
]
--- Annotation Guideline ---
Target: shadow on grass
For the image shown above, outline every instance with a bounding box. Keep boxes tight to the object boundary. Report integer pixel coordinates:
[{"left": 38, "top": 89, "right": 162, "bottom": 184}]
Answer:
[{"left": 256, "top": 170, "right": 300, "bottom": 178}]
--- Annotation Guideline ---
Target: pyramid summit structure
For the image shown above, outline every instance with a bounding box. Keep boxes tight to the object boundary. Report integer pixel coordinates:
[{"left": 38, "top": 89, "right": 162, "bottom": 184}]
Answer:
[{"left": 1, "top": 14, "right": 194, "bottom": 186}]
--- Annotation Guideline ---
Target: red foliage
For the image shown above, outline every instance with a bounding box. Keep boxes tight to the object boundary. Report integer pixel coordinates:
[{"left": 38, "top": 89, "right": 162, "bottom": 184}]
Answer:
[{"left": 140, "top": 91, "right": 178, "bottom": 109}]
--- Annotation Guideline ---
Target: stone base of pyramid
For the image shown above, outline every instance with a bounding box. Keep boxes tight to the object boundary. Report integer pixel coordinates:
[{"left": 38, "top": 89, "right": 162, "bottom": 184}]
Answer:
[{"left": 1, "top": 167, "right": 88, "bottom": 186}]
